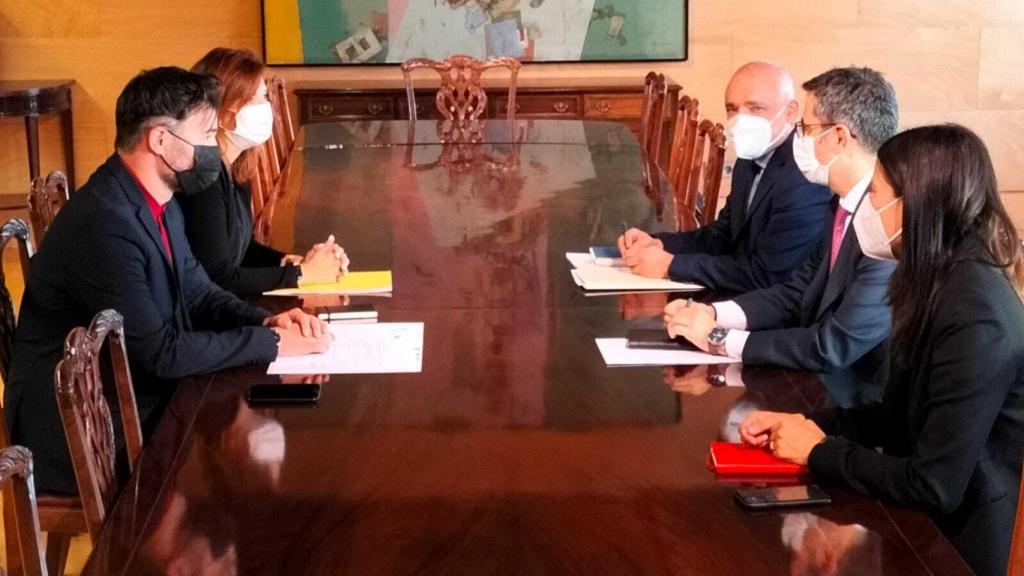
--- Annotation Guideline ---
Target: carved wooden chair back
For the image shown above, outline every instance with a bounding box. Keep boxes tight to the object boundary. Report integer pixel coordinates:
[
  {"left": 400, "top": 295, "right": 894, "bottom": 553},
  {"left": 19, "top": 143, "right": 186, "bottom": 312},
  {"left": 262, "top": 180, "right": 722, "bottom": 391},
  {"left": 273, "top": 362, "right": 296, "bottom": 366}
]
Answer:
[
  {"left": 667, "top": 96, "right": 702, "bottom": 229},
  {"left": 27, "top": 171, "right": 69, "bottom": 247},
  {"left": 266, "top": 76, "right": 295, "bottom": 168},
  {"left": 0, "top": 218, "right": 33, "bottom": 390},
  {"left": 686, "top": 119, "right": 728, "bottom": 227},
  {"left": 54, "top": 309, "right": 143, "bottom": 541},
  {"left": 0, "top": 446, "right": 48, "bottom": 576},
  {"left": 401, "top": 55, "right": 522, "bottom": 124}
]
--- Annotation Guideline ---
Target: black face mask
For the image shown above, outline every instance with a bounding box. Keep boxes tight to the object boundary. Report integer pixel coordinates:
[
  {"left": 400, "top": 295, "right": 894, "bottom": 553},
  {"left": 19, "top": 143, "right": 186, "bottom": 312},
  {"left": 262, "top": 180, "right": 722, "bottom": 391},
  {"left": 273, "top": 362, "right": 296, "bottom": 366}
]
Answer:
[{"left": 161, "top": 129, "right": 221, "bottom": 196}]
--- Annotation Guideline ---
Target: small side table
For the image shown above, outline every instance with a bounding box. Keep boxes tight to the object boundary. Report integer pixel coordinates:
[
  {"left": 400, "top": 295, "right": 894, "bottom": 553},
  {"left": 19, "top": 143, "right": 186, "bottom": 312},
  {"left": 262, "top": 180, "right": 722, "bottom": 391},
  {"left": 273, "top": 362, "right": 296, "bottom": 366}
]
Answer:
[{"left": 0, "top": 80, "right": 75, "bottom": 191}]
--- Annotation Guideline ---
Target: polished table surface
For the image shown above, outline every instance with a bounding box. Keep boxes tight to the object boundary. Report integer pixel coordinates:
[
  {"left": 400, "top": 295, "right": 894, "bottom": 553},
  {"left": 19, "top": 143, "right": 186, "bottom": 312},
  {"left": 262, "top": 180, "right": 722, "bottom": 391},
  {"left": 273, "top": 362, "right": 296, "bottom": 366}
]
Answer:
[
  {"left": 295, "top": 119, "right": 640, "bottom": 149},
  {"left": 83, "top": 121, "right": 970, "bottom": 575}
]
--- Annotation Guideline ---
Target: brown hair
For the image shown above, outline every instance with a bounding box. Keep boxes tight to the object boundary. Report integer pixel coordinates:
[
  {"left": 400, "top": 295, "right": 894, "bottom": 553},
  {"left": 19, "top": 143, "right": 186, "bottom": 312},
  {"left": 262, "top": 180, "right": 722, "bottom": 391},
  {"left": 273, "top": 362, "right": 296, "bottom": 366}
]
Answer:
[{"left": 191, "top": 48, "right": 265, "bottom": 185}]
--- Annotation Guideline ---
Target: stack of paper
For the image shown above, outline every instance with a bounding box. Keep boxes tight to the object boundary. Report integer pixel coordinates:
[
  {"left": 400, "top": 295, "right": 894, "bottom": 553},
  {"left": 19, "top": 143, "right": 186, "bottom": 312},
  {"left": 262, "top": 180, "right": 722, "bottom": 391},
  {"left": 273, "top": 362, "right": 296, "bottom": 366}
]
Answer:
[
  {"left": 565, "top": 253, "right": 702, "bottom": 292},
  {"left": 267, "top": 322, "right": 424, "bottom": 375},
  {"left": 264, "top": 271, "right": 393, "bottom": 296}
]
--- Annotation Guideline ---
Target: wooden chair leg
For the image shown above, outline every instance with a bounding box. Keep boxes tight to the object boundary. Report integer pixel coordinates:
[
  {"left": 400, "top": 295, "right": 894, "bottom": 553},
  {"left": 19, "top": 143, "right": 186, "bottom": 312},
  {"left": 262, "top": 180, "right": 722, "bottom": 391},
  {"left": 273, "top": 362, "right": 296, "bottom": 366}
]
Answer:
[
  {"left": 44, "top": 532, "right": 71, "bottom": 576},
  {"left": 4, "top": 491, "right": 25, "bottom": 576}
]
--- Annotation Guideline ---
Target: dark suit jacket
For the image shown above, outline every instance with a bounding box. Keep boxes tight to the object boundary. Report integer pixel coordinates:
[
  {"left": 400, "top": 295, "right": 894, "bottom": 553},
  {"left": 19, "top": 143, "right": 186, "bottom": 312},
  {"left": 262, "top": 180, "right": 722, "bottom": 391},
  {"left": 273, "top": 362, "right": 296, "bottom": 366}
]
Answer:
[
  {"left": 732, "top": 195, "right": 896, "bottom": 403},
  {"left": 6, "top": 155, "right": 279, "bottom": 494},
  {"left": 654, "top": 131, "right": 832, "bottom": 292},
  {"left": 808, "top": 242, "right": 1024, "bottom": 576},
  {"left": 177, "top": 164, "right": 299, "bottom": 295}
]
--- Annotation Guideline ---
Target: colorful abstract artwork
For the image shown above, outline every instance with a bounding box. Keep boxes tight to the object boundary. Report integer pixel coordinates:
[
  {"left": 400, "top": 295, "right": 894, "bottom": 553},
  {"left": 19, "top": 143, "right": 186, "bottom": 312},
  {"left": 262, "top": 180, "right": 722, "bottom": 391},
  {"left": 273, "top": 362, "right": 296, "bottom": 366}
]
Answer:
[{"left": 263, "top": 0, "right": 686, "bottom": 65}]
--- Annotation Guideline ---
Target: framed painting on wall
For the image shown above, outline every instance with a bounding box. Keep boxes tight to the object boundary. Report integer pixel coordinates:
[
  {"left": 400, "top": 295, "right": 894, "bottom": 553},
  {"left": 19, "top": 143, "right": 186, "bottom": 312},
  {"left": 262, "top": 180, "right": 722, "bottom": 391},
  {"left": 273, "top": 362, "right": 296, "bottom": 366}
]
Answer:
[{"left": 262, "top": 0, "right": 687, "bottom": 65}]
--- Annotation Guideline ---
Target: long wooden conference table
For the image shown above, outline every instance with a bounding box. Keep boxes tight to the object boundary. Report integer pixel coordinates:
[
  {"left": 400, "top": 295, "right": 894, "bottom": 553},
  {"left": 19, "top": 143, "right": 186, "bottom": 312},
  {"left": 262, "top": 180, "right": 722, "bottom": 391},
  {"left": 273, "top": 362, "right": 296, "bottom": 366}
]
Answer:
[{"left": 82, "top": 120, "right": 971, "bottom": 575}]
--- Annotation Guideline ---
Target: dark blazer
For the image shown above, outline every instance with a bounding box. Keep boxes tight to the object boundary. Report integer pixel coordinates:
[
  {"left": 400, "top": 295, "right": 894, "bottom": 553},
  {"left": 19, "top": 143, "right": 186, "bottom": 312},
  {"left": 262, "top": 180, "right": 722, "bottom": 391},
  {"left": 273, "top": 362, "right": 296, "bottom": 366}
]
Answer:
[
  {"left": 177, "top": 164, "right": 299, "bottom": 295},
  {"left": 654, "top": 131, "right": 832, "bottom": 292},
  {"left": 808, "top": 242, "right": 1024, "bottom": 576},
  {"left": 732, "top": 194, "right": 896, "bottom": 402},
  {"left": 5, "top": 155, "right": 279, "bottom": 494}
]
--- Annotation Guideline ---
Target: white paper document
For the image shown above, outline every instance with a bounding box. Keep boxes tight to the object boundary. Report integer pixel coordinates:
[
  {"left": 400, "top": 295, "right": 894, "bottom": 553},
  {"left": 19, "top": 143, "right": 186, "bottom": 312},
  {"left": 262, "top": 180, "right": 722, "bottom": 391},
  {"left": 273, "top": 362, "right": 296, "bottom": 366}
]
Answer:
[
  {"left": 566, "top": 252, "right": 703, "bottom": 292},
  {"left": 565, "top": 252, "right": 596, "bottom": 269},
  {"left": 267, "top": 323, "right": 424, "bottom": 375},
  {"left": 565, "top": 252, "right": 703, "bottom": 292},
  {"left": 595, "top": 338, "right": 739, "bottom": 366}
]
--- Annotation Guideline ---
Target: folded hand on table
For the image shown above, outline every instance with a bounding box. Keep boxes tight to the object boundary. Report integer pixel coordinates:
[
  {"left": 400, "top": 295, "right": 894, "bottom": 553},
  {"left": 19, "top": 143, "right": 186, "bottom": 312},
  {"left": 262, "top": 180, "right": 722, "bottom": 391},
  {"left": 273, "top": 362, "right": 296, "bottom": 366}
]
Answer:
[
  {"left": 663, "top": 299, "right": 717, "bottom": 352},
  {"left": 617, "top": 228, "right": 672, "bottom": 279},
  {"left": 739, "top": 410, "right": 826, "bottom": 466},
  {"left": 299, "top": 234, "right": 350, "bottom": 284},
  {"left": 265, "top": 308, "right": 333, "bottom": 356}
]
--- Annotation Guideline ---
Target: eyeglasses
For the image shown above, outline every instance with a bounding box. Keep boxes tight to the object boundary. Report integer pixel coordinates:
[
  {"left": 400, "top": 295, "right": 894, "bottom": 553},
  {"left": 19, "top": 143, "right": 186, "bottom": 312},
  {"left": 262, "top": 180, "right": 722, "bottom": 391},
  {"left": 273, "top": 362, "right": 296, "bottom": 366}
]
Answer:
[{"left": 795, "top": 121, "right": 837, "bottom": 138}]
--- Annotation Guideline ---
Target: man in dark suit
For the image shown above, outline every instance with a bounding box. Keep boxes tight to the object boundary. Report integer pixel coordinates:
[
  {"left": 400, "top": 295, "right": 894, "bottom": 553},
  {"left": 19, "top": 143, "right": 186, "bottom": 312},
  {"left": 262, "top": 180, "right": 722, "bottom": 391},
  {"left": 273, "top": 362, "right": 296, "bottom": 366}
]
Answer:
[
  {"left": 5, "top": 67, "right": 333, "bottom": 494},
  {"left": 663, "top": 67, "right": 900, "bottom": 405},
  {"left": 619, "top": 62, "right": 832, "bottom": 292}
]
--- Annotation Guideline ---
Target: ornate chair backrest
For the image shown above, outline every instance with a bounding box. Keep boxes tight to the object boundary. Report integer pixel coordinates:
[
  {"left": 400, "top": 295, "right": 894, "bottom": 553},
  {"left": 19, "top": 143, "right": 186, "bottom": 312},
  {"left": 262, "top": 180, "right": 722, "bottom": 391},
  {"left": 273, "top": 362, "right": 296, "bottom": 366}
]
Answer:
[
  {"left": 266, "top": 76, "right": 295, "bottom": 168},
  {"left": 667, "top": 96, "right": 701, "bottom": 228},
  {"left": 54, "top": 309, "right": 142, "bottom": 541},
  {"left": 0, "top": 446, "right": 47, "bottom": 576},
  {"left": 686, "top": 119, "right": 728, "bottom": 227},
  {"left": 27, "top": 170, "right": 69, "bottom": 248},
  {"left": 401, "top": 55, "right": 522, "bottom": 124},
  {"left": 639, "top": 72, "right": 669, "bottom": 162},
  {"left": 0, "top": 218, "right": 34, "bottom": 388},
  {"left": 251, "top": 143, "right": 277, "bottom": 241}
]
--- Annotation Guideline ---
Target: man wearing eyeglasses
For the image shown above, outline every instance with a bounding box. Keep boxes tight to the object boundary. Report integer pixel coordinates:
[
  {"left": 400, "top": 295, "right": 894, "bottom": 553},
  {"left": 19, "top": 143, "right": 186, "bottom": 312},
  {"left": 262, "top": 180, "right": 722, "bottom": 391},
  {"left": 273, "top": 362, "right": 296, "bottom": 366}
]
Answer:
[
  {"left": 663, "top": 67, "right": 899, "bottom": 404},
  {"left": 619, "top": 61, "right": 832, "bottom": 292}
]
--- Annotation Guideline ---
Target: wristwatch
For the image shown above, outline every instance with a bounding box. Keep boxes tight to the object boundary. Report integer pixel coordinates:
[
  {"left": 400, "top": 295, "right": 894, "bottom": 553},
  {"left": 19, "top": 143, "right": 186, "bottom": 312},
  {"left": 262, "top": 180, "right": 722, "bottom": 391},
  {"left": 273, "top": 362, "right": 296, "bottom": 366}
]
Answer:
[
  {"left": 271, "top": 329, "right": 282, "bottom": 348},
  {"left": 707, "top": 326, "right": 729, "bottom": 356}
]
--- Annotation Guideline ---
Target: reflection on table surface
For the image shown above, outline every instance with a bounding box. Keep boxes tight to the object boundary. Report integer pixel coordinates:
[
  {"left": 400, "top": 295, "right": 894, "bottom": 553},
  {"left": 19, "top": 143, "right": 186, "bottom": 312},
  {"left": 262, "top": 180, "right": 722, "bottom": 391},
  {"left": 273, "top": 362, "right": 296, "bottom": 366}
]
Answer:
[
  {"left": 295, "top": 119, "right": 642, "bottom": 149},
  {"left": 82, "top": 122, "right": 969, "bottom": 576}
]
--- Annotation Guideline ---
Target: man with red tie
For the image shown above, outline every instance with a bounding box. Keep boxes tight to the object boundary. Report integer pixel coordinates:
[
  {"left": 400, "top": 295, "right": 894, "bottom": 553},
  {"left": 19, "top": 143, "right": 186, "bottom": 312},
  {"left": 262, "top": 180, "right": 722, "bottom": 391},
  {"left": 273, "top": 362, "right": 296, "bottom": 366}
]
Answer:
[{"left": 663, "top": 67, "right": 899, "bottom": 406}]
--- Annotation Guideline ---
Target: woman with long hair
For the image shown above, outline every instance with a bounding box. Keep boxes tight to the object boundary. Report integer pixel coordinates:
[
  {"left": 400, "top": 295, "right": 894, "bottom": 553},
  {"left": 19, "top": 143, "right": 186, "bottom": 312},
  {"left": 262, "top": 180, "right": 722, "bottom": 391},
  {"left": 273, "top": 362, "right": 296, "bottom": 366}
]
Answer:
[
  {"left": 181, "top": 47, "right": 346, "bottom": 295},
  {"left": 739, "top": 124, "right": 1024, "bottom": 576}
]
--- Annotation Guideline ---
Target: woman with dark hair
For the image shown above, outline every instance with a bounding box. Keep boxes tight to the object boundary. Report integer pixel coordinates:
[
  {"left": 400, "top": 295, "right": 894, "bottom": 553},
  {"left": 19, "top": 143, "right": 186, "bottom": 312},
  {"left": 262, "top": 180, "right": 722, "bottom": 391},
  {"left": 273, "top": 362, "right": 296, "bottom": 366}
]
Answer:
[
  {"left": 179, "top": 47, "right": 347, "bottom": 295},
  {"left": 739, "top": 124, "right": 1024, "bottom": 576}
]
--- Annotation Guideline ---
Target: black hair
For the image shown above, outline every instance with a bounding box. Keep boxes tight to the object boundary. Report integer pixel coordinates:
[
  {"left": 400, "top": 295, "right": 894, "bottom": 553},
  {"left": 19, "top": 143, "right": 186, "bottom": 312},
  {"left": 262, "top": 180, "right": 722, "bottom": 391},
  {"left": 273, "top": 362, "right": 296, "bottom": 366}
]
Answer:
[
  {"left": 114, "top": 66, "right": 221, "bottom": 151},
  {"left": 879, "top": 124, "right": 1024, "bottom": 364}
]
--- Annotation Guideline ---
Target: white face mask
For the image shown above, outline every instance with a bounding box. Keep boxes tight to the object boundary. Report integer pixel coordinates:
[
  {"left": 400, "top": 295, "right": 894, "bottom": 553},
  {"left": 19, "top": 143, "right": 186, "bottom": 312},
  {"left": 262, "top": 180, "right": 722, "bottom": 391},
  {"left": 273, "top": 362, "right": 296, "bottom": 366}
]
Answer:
[
  {"left": 227, "top": 101, "right": 274, "bottom": 150},
  {"left": 853, "top": 195, "right": 902, "bottom": 261},
  {"left": 792, "top": 126, "right": 839, "bottom": 186},
  {"left": 727, "top": 106, "right": 788, "bottom": 160}
]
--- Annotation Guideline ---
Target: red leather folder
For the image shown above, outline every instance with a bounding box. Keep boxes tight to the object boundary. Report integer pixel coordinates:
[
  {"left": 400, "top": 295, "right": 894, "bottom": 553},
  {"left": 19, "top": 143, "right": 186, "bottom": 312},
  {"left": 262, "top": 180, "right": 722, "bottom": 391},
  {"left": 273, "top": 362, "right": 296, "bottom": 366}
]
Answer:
[{"left": 707, "top": 442, "right": 809, "bottom": 476}]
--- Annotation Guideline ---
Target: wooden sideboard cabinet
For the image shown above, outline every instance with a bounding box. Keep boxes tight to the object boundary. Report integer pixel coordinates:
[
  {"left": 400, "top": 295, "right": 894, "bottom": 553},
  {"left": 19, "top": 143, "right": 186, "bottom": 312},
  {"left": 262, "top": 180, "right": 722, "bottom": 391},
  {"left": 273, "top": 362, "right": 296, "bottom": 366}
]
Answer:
[{"left": 295, "top": 77, "right": 680, "bottom": 157}]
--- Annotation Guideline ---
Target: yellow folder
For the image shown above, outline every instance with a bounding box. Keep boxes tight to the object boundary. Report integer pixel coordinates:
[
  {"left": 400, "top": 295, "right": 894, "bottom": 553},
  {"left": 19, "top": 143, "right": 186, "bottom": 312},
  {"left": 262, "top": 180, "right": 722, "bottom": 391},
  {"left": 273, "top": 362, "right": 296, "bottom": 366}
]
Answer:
[{"left": 263, "top": 271, "right": 393, "bottom": 296}]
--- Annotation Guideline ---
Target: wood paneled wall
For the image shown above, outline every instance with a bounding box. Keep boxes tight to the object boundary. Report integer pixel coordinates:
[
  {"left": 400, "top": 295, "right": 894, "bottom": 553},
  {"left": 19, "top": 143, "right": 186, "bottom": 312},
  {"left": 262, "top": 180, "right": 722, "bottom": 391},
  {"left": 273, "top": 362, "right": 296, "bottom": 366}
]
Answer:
[{"left": 1, "top": 0, "right": 1022, "bottom": 227}]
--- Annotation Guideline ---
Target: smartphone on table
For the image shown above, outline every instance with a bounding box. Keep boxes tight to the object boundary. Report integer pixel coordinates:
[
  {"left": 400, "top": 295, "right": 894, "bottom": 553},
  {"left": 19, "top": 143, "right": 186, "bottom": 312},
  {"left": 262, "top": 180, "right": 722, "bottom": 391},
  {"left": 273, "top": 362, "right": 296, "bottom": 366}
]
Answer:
[
  {"left": 247, "top": 383, "right": 321, "bottom": 405},
  {"left": 626, "top": 328, "right": 701, "bottom": 351},
  {"left": 733, "top": 484, "right": 832, "bottom": 510}
]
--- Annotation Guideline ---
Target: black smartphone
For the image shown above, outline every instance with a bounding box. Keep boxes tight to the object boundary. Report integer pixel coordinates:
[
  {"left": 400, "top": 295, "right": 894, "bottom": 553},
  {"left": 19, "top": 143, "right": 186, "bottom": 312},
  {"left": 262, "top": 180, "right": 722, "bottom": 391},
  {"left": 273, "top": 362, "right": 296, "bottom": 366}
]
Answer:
[
  {"left": 626, "top": 328, "right": 700, "bottom": 351},
  {"left": 247, "top": 384, "right": 321, "bottom": 404},
  {"left": 733, "top": 484, "right": 832, "bottom": 510}
]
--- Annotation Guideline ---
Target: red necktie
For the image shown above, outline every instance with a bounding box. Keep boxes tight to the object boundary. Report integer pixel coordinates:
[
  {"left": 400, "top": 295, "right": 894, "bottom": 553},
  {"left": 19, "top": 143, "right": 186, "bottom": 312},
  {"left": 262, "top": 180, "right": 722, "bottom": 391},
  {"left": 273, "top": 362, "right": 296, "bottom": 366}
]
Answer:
[{"left": 830, "top": 206, "right": 850, "bottom": 270}]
